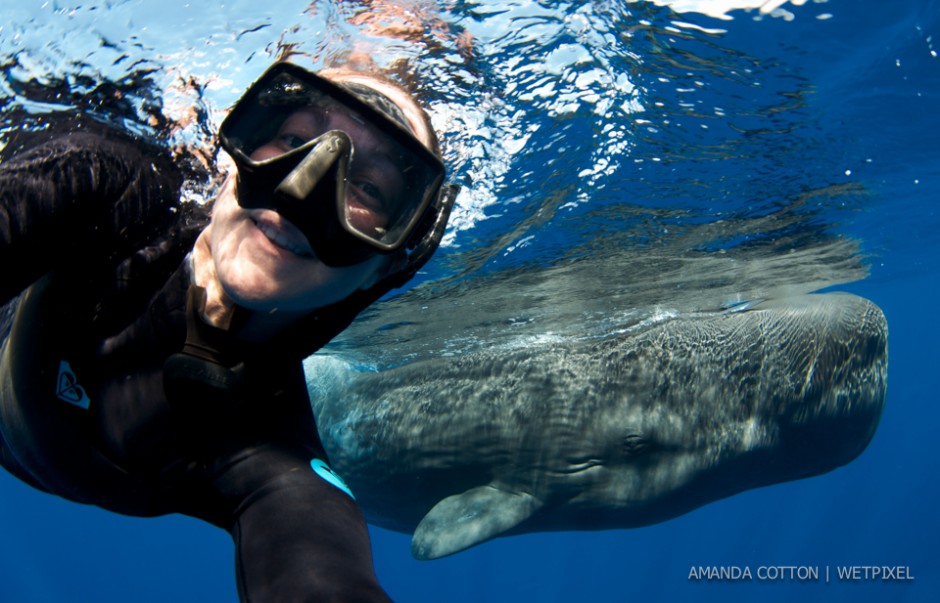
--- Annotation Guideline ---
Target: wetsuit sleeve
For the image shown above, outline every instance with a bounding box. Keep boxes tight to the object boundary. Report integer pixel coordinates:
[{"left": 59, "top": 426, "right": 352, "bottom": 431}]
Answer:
[
  {"left": 180, "top": 363, "right": 392, "bottom": 602},
  {"left": 230, "top": 457, "right": 393, "bottom": 603},
  {"left": 0, "top": 132, "right": 183, "bottom": 304}
]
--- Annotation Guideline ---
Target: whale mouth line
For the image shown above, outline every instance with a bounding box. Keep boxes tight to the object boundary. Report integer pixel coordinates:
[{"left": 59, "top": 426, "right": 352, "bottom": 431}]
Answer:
[{"left": 556, "top": 459, "right": 604, "bottom": 475}]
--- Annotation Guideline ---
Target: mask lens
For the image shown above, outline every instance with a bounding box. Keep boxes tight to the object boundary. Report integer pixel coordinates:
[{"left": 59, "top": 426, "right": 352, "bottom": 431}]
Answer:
[
  {"left": 219, "top": 64, "right": 444, "bottom": 254},
  {"left": 342, "top": 127, "right": 441, "bottom": 247}
]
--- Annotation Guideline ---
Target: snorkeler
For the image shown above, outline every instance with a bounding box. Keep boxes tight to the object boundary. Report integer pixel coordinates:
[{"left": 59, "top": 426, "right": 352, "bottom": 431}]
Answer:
[{"left": 0, "top": 61, "right": 455, "bottom": 601}]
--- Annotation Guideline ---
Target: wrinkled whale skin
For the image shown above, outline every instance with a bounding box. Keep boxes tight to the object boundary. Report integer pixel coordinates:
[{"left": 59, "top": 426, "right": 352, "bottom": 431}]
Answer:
[{"left": 307, "top": 293, "right": 887, "bottom": 559}]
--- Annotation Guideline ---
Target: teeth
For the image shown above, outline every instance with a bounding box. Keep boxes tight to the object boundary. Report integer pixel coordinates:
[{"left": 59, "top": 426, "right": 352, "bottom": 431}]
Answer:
[{"left": 256, "top": 221, "right": 312, "bottom": 257}]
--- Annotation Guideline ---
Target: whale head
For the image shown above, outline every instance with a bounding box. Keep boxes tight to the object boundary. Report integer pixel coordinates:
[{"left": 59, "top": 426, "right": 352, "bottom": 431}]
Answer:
[{"left": 516, "top": 294, "right": 887, "bottom": 534}]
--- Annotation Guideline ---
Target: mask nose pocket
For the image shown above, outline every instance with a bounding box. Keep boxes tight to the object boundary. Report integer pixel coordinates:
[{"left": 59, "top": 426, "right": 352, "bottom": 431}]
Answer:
[
  {"left": 275, "top": 130, "right": 351, "bottom": 207},
  {"left": 270, "top": 131, "right": 352, "bottom": 259}
]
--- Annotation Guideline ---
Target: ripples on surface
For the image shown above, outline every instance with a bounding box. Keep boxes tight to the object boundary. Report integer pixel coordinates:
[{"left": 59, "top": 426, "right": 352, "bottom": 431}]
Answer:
[
  {"left": 329, "top": 0, "right": 876, "bottom": 365},
  {"left": 0, "top": 0, "right": 882, "bottom": 366}
]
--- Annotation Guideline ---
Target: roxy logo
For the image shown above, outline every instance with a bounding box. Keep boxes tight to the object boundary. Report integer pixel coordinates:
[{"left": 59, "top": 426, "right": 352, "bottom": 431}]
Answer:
[{"left": 56, "top": 360, "right": 91, "bottom": 409}]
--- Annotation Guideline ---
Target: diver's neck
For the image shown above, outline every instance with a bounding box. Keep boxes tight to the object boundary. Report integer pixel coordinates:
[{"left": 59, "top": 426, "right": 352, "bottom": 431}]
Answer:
[{"left": 190, "top": 230, "right": 303, "bottom": 342}]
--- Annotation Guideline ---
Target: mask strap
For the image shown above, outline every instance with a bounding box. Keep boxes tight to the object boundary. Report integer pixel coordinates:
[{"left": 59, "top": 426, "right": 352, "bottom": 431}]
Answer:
[
  {"left": 338, "top": 81, "right": 414, "bottom": 134},
  {"left": 395, "top": 183, "right": 459, "bottom": 286}
]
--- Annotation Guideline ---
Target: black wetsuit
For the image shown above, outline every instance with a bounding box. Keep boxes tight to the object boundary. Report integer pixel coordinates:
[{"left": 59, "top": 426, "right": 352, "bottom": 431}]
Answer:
[{"left": 0, "top": 130, "right": 392, "bottom": 602}]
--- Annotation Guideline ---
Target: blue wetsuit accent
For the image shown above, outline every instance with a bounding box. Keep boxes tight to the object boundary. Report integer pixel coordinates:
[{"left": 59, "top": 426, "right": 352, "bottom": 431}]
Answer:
[{"left": 311, "top": 458, "right": 356, "bottom": 500}]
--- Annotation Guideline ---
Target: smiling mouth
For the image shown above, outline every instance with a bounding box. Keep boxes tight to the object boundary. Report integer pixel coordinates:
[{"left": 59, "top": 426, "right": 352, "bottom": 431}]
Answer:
[{"left": 253, "top": 218, "right": 315, "bottom": 258}]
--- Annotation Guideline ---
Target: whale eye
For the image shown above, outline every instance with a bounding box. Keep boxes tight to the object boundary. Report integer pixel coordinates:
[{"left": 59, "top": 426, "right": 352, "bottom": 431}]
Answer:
[{"left": 622, "top": 434, "right": 649, "bottom": 456}]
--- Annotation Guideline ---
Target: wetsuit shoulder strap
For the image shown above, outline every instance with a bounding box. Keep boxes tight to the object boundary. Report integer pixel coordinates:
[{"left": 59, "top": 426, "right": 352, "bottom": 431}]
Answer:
[{"left": 163, "top": 285, "right": 252, "bottom": 415}]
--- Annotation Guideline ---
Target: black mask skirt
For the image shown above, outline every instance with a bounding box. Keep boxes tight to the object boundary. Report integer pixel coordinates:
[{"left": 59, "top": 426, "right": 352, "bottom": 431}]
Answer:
[{"left": 218, "top": 62, "right": 448, "bottom": 267}]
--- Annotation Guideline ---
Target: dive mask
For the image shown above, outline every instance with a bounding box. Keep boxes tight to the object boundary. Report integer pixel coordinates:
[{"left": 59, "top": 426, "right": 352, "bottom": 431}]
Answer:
[{"left": 219, "top": 62, "right": 447, "bottom": 267}]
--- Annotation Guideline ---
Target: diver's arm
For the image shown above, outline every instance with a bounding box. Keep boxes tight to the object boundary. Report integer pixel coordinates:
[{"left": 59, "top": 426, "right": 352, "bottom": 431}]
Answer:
[
  {"left": 0, "top": 132, "right": 182, "bottom": 304},
  {"left": 230, "top": 465, "right": 393, "bottom": 603}
]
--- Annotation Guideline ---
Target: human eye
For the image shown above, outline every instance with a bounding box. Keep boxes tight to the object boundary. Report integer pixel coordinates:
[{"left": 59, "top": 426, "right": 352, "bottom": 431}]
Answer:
[
  {"left": 270, "top": 108, "right": 327, "bottom": 152},
  {"left": 349, "top": 179, "right": 387, "bottom": 211},
  {"left": 276, "top": 132, "right": 309, "bottom": 150}
]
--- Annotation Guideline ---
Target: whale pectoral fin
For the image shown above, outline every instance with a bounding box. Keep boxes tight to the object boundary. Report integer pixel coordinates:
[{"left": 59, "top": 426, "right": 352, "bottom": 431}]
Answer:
[{"left": 411, "top": 485, "right": 542, "bottom": 560}]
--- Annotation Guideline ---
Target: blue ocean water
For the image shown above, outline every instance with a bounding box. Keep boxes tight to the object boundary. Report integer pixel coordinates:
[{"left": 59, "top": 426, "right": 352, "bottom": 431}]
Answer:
[{"left": 1, "top": 1, "right": 937, "bottom": 602}]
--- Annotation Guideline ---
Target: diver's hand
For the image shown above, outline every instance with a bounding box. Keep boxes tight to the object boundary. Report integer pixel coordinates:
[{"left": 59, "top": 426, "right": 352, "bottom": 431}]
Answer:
[{"left": 0, "top": 131, "right": 182, "bottom": 303}]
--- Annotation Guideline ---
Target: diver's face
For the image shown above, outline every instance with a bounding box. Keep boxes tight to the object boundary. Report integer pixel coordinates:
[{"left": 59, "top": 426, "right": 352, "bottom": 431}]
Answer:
[
  {"left": 207, "top": 72, "right": 430, "bottom": 315},
  {"left": 207, "top": 176, "right": 388, "bottom": 314}
]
